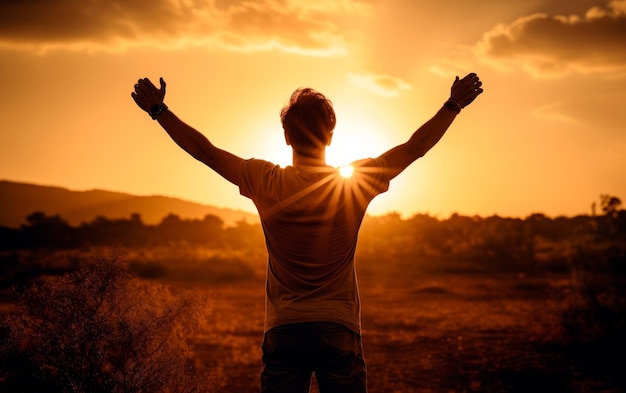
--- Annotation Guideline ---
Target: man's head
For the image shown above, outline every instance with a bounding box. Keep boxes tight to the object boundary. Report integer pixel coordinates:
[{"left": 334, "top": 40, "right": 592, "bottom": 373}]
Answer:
[{"left": 280, "top": 88, "right": 336, "bottom": 156}]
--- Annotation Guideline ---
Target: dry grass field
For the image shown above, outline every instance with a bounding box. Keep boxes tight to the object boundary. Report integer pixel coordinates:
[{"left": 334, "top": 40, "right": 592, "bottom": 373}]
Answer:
[
  {"left": 189, "top": 270, "right": 624, "bottom": 393},
  {"left": 2, "top": 238, "right": 624, "bottom": 392}
]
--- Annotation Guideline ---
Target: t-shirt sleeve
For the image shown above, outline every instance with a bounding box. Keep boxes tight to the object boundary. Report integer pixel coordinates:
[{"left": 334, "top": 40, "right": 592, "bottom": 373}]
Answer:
[
  {"left": 239, "top": 158, "right": 276, "bottom": 199},
  {"left": 352, "top": 157, "right": 390, "bottom": 198}
]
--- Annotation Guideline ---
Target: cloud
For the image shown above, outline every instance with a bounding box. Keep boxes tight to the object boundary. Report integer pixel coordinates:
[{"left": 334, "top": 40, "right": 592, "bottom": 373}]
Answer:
[
  {"left": 432, "top": 0, "right": 626, "bottom": 79},
  {"left": 532, "top": 90, "right": 626, "bottom": 131},
  {"left": 347, "top": 72, "right": 412, "bottom": 97},
  {"left": 0, "top": 0, "right": 370, "bottom": 55},
  {"left": 473, "top": 0, "right": 626, "bottom": 78}
]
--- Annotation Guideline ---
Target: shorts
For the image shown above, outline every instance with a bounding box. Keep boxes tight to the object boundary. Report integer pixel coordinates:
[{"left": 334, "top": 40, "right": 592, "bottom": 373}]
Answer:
[{"left": 260, "top": 322, "right": 367, "bottom": 393}]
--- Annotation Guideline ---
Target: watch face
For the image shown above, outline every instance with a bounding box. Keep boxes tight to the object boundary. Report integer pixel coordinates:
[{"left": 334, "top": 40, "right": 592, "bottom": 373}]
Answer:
[
  {"left": 445, "top": 100, "right": 461, "bottom": 113},
  {"left": 148, "top": 103, "right": 167, "bottom": 119},
  {"left": 150, "top": 104, "right": 161, "bottom": 114}
]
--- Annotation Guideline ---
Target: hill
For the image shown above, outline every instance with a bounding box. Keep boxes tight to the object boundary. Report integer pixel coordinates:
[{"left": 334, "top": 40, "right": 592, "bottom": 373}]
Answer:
[{"left": 0, "top": 180, "right": 258, "bottom": 228}]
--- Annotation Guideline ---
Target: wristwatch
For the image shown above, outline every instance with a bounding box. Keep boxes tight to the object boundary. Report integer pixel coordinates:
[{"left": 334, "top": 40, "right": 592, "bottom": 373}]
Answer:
[
  {"left": 444, "top": 98, "right": 462, "bottom": 114},
  {"left": 148, "top": 103, "right": 168, "bottom": 120}
]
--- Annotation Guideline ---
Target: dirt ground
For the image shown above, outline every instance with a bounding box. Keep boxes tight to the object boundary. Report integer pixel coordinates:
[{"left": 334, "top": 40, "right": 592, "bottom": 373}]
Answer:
[{"left": 191, "top": 272, "right": 625, "bottom": 392}]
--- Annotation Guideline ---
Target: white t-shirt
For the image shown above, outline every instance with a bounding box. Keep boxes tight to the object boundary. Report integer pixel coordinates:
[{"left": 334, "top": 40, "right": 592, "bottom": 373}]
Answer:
[{"left": 239, "top": 158, "right": 389, "bottom": 334}]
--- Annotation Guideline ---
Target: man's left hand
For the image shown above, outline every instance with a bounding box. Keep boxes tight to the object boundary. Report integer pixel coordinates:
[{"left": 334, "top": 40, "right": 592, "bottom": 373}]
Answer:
[{"left": 131, "top": 77, "right": 167, "bottom": 112}]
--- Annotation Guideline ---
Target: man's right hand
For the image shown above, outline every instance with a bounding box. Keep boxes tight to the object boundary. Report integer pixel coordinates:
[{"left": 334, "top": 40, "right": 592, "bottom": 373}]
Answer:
[{"left": 449, "top": 73, "right": 483, "bottom": 109}]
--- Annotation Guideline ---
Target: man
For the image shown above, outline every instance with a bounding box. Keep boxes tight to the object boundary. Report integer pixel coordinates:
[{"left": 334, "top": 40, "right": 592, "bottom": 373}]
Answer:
[{"left": 131, "top": 73, "right": 483, "bottom": 392}]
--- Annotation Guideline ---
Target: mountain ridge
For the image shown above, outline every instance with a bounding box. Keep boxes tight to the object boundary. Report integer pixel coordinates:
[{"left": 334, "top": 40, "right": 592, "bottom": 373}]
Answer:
[{"left": 0, "top": 180, "right": 258, "bottom": 228}]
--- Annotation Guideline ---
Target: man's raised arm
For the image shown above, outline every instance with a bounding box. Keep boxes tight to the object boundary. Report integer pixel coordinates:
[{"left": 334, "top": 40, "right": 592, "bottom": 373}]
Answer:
[
  {"left": 379, "top": 73, "right": 483, "bottom": 180},
  {"left": 131, "top": 77, "right": 243, "bottom": 186}
]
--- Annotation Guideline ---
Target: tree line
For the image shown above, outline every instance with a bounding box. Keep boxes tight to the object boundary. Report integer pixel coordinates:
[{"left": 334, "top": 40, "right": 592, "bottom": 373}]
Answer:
[
  {"left": 0, "top": 212, "right": 263, "bottom": 250},
  {"left": 1, "top": 195, "right": 624, "bottom": 272},
  {"left": 0, "top": 195, "right": 626, "bottom": 250}
]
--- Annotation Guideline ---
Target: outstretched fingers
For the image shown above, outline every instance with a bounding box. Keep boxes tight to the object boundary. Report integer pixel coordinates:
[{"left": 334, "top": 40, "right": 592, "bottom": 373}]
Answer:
[
  {"left": 131, "top": 79, "right": 155, "bottom": 110},
  {"left": 450, "top": 73, "right": 483, "bottom": 108},
  {"left": 141, "top": 77, "right": 157, "bottom": 90},
  {"left": 472, "top": 80, "right": 483, "bottom": 95},
  {"left": 131, "top": 76, "right": 168, "bottom": 113}
]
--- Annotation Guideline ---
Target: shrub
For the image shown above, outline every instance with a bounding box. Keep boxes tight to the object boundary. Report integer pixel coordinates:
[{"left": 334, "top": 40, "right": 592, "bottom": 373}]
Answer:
[
  {"left": 548, "top": 236, "right": 626, "bottom": 349},
  {"left": 0, "top": 253, "right": 214, "bottom": 393},
  {"left": 557, "top": 268, "right": 626, "bottom": 346}
]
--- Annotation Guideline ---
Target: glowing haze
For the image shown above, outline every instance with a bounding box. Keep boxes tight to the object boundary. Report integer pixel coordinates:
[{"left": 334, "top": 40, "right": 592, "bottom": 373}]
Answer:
[{"left": 1, "top": 0, "right": 625, "bottom": 219}]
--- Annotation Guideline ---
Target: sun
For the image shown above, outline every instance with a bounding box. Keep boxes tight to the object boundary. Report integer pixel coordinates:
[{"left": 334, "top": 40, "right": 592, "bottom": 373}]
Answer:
[
  {"left": 339, "top": 164, "right": 354, "bottom": 178},
  {"left": 325, "top": 110, "right": 390, "bottom": 168}
]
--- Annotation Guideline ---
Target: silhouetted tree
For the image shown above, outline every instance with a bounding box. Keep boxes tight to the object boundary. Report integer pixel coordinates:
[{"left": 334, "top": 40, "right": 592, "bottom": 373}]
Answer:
[
  {"left": 194, "top": 214, "right": 224, "bottom": 246},
  {"left": 600, "top": 194, "right": 622, "bottom": 219},
  {"left": 1, "top": 253, "right": 213, "bottom": 392},
  {"left": 595, "top": 195, "right": 625, "bottom": 237},
  {"left": 224, "top": 220, "right": 264, "bottom": 250},
  {"left": 78, "top": 214, "right": 150, "bottom": 247},
  {"left": 22, "top": 211, "right": 76, "bottom": 248},
  {"left": 157, "top": 213, "right": 186, "bottom": 244}
]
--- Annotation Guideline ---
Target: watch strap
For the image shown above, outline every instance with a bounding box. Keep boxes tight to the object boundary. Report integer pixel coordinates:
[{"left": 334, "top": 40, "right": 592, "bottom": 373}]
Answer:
[
  {"left": 444, "top": 98, "right": 462, "bottom": 114},
  {"left": 149, "top": 103, "right": 168, "bottom": 120}
]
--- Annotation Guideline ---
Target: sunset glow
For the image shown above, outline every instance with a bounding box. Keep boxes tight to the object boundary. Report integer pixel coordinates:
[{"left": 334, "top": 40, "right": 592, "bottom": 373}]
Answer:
[
  {"left": 339, "top": 165, "right": 354, "bottom": 178},
  {"left": 1, "top": 3, "right": 625, "bottom": 390},
  {"left": 0, "top": 0, "right": 625, "bottom": 219}
]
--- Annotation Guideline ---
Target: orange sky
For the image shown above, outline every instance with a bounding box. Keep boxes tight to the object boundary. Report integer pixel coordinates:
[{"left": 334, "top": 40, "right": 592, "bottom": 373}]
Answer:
[{"left": 1, "top": 0, "right": 625, "bottom": 219}]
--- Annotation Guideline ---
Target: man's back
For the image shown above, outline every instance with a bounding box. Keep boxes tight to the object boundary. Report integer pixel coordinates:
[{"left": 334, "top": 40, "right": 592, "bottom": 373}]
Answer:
[{"left": 239, "top": 158, "right": 389, "bottom": 333}]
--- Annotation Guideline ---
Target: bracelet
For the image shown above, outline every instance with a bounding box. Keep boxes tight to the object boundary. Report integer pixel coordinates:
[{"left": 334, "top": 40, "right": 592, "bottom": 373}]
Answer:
[
  {"left": 148, "top": 103, "right": 168, "bottom": 120},
  {"left": 444, "top": 98, "right": 462, "bottom": 114}
]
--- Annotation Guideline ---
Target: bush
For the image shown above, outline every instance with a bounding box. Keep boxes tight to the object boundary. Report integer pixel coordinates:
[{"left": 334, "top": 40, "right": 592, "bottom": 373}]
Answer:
[
  {"left": 0, "top": 253, "right": 214, "bottom": 393},
  {"left": 558, "top": 269, "right": 626, "bottom": 346},
  {"left": 547, "top": 237, "right": 626, "bottom": 349}
]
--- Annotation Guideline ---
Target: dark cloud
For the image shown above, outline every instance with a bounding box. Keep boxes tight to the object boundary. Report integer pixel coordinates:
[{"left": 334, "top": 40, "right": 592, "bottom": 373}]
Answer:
[
  {"left": 475, "top": 0, "right": 626, "bottom": 77},
  {"left": 0, "top": 0, "right": 164, "bottom": 46},
  {"left": 0, "top": 0, "right": 369, "bottom": 54}
]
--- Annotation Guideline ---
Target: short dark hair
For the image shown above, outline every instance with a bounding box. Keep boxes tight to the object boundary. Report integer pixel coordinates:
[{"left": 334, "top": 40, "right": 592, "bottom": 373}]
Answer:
[{"left": 280, "top": 88, "right": 336, "bottom": 155}]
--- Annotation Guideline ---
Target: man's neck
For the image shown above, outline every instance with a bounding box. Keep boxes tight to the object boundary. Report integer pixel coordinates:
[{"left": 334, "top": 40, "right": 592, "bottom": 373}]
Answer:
[{"left": 292, "top": 150, "right": 327, "bottom": 167}]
